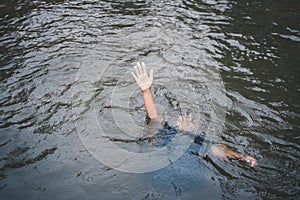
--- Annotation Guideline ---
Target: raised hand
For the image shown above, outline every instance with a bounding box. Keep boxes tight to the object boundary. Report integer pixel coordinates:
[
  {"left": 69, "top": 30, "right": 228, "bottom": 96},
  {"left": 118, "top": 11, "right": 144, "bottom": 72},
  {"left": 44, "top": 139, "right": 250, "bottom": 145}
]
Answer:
[{"left": 131, "top": 62, "right": 154, "bottom": 91}]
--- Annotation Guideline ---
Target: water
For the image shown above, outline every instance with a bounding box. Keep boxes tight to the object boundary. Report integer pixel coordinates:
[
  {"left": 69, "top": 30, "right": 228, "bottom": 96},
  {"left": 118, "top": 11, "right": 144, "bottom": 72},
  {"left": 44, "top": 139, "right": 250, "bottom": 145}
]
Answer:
[{"left": 0, "top": 0, "right": 299, "bottom": 199}]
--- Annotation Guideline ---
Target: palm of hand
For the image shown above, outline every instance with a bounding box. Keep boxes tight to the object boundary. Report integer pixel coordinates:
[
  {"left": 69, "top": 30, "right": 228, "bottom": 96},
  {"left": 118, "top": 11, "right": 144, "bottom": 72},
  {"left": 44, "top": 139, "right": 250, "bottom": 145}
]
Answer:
[
  {"left": 136, "top": 73, "right": 153, "bottom": 91},
  {"left": 131, "top": 62, "right": 153, "bottom": 91}
]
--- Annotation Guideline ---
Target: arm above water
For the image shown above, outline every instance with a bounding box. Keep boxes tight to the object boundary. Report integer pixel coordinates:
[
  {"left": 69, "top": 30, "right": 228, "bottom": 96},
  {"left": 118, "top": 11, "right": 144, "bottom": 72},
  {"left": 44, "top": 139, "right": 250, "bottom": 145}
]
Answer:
[
  {"left": 131, "top": 62, "right": 159, "bottom": 120},
  {"left": 142, "top": 88, "right": 159, "bottom": 119}
]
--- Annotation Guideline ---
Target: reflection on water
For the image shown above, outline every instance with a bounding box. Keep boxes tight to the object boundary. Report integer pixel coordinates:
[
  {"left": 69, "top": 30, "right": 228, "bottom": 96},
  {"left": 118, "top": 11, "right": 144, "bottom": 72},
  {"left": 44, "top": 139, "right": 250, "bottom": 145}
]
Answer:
[{"left": 0, "top": 0, "right": 299, "bottom": 199}]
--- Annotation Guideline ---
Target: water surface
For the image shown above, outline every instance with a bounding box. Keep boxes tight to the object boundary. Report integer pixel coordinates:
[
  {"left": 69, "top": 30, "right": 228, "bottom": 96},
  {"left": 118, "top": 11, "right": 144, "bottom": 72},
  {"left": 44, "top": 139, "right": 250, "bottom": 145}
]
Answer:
[{"left": 0, "top": 0, "right": 299, "bottom": 199}]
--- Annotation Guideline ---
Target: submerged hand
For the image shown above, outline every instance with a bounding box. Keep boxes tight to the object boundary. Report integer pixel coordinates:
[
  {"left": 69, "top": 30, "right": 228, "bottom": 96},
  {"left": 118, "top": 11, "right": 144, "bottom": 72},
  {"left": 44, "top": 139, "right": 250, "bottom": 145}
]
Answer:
[
  {"left": 131, "top": 62, "right": 154, "bottom": 91},
  {"left": 176, "top": 113, "right": 194, "bottom": 132},
  {"left": 243, "top": 155, "right": 257, "bottom": 167}
]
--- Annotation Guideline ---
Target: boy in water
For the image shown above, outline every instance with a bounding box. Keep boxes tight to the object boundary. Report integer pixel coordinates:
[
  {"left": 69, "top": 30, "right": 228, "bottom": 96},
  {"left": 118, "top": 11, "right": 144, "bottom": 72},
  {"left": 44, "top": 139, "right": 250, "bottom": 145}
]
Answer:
[{"left": 131, "top": 62, "right": 257, "bottom": 167}]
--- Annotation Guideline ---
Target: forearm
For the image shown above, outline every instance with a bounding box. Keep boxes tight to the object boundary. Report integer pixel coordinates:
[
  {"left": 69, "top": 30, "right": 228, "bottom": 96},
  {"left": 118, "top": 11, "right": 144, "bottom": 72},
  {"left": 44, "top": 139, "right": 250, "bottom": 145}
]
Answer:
[
  {"left": 211, "top": 144, "right": 243, "bottom": 158},
  {"left": 142, "top": 88, "right": 159, "bottom": 119},
  {"left": 211, "top": 144, "right": 257, "bottom": 167}
]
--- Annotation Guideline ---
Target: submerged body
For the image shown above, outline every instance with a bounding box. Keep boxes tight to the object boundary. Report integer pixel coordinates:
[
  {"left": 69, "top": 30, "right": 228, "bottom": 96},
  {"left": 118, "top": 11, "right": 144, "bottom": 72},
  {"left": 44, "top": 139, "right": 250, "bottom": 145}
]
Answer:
[{"left": 131, "top": 62, "right": 257, "bottom": 167}]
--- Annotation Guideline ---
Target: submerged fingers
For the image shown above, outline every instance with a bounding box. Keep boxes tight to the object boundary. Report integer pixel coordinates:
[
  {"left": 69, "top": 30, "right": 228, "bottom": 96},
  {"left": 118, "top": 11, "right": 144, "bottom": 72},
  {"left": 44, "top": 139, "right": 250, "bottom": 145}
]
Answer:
[
  {"left": 244, "top": 156, "right": 257, "bottom": 167},
  {"left": 188, "top": 114, "right": 192, "bottom": 121},
  {"left": 182, "top": 113, "right": 193, "bottom": 122},
  {"left": 176, "top": 115, "right": 183, "bottom": 126}
]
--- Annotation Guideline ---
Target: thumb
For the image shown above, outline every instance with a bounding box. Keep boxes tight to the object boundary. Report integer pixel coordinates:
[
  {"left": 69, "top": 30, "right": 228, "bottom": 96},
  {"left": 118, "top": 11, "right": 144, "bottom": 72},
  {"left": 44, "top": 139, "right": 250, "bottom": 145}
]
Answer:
[{"left": 131, "top": 72, "right": 138, "bottom": 82}]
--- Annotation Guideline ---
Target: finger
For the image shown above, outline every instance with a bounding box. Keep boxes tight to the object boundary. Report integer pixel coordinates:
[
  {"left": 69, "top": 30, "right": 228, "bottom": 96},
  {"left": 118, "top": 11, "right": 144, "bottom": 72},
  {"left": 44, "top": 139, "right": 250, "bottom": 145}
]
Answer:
[
  {"left": 135, "top": 64, "right": 140, "bottom": 76},
  {"left": 182, "top": 113, "right": 186, "bottom": 122},
  {"left": 188, "top": 114, "right": 192, "bottom": 121},
  {"left": 131, "top": 72, "right": 138, "bottom": 82},
  {"left": 252, "top": 160, "right": 257, "bottom": 167},
  {"left": 149, "top": 69, "right": 154, "bottom": 81},
  {"left": 176, "top": 115, "right": 183, "bottom": 126},
  {"left": 245, "top": 156, "right": 257, "bottom": 167},
  {"left": 250, "top": 158, "right": 257, "bottom": 167},
  {"left": 136, "top": 62, "right": 142, "bottom": 75},
  {"left": 250, "top": 160, "right": 256, "bottom": 167},
  {"left": 142, "top": 62, "right": 146, "bottom": 74}
]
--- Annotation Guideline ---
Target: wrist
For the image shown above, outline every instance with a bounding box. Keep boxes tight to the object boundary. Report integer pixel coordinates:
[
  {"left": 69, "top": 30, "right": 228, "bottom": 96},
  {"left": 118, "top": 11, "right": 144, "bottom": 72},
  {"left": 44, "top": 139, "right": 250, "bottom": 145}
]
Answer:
[{"left": 142, "top": 87, "right": 151, "bottom": 93}]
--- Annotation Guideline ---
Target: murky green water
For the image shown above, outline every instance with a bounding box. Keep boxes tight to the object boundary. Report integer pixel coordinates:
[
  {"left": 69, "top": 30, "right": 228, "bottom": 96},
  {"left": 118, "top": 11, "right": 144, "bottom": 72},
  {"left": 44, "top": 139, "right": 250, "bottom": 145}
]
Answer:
[{"left": 0, "top": 0, "right": 299, "bottom": 199}]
